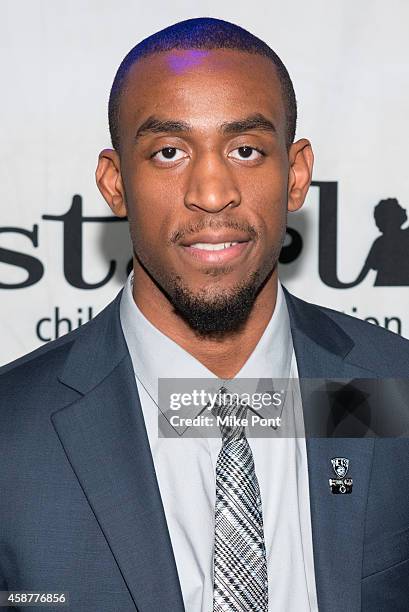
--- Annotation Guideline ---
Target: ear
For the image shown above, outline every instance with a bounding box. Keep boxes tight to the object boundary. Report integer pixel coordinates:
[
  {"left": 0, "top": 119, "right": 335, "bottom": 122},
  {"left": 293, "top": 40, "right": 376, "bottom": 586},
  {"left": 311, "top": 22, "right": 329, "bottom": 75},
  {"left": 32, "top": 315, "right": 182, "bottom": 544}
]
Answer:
[
  {"left": 95, "top": 149, "right": 127, "bottom": 217},
  {"left": 287, "top": 139, "right": 314, "bottom": 212}
]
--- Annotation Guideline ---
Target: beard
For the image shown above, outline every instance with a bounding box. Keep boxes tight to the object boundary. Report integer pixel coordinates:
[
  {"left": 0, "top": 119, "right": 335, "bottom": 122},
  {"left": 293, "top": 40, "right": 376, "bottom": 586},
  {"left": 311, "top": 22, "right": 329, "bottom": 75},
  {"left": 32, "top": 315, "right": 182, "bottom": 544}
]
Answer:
[
  {"left": 170, "top": 268, "right": 267, "bottom": 336},
  {"left": 130, "top": 215, "right": 284, "bottom": 337},
  {"left": 133, "top": 246, "right": 276, "bottom": 337}
]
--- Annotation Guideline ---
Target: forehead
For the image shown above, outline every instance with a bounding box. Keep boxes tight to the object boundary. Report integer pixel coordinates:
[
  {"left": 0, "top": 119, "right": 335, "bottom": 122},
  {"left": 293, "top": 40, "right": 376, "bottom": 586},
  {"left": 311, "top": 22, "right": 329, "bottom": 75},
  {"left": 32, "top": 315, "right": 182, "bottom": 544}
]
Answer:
[{"left": 119, "top": 49, "right": 286, "bottom": 135}]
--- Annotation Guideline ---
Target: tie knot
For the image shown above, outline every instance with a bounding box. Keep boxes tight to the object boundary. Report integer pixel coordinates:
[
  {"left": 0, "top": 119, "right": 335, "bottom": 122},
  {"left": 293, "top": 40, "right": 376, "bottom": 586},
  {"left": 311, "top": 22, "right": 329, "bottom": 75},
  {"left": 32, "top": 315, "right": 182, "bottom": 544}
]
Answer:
[{"left": 211, "top": 387, "right": 248, "bottom": 442}]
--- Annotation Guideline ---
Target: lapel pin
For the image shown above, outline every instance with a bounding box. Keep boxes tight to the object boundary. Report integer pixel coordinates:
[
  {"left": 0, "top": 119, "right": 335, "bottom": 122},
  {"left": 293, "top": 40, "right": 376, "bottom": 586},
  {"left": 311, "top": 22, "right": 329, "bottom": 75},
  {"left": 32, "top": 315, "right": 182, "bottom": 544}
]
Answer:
[{"left": 329, "top": 457, "right": 353, "bottom": 494}]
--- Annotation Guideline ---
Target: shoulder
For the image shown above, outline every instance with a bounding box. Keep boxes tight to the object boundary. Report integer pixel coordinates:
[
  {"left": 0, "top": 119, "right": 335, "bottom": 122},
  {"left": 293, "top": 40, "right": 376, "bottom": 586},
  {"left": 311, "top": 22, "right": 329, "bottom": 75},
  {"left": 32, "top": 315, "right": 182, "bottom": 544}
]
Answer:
[
  {"left": 315, "top": 299, "right": 409, "bottom": 351},
  {"left": 0, "top": 292, "right": 121, "bottom": 409},
  {"left": 1, "top": 318, "right": 82, "bottom": 381},
  {"left": 284, "top": 287, "right": 409, "bottom": 374},
  {"left": 0, "top": 320, "right": 83, "bottom": 424}
]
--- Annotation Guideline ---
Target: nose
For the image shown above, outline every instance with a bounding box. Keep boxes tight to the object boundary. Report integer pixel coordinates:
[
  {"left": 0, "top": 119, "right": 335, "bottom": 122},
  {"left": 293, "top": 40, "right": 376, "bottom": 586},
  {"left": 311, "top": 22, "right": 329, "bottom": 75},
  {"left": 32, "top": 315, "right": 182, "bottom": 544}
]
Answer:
[{"left": 184, "top": 152, "right": 241, "bottom": 213}]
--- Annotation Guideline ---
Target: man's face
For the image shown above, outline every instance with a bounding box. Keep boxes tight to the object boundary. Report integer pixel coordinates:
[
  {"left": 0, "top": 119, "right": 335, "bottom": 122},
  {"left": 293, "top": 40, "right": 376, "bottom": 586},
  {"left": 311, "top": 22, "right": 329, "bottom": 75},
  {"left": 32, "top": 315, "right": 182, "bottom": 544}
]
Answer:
[{"left": 97, "top": 49, "right": 312, "bottom": 334}]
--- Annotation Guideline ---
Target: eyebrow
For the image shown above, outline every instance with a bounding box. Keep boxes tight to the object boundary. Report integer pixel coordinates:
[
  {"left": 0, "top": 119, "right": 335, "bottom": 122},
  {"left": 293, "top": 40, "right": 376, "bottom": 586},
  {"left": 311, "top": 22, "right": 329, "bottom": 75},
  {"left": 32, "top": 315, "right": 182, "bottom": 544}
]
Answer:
[
  {"left": 134, "top": 113, "right": 276, "bottom": 142},
  {"left": 220, "top": 113, "right": 276, "bottom": 136},
  {"left": 135, "top": 117, "right": 191, "bottom": 141}
]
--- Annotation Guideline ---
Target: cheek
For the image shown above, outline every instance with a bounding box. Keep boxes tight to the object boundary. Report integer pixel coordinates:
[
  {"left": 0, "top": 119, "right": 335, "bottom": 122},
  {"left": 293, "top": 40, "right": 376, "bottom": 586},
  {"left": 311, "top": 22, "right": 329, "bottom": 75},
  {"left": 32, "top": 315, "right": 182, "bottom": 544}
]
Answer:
[
  {"left": 242, "top": 170, "right": 288, "bottom": 236},
  {"left": 126, "top": 174, "right": 176, "bottom": 241}
]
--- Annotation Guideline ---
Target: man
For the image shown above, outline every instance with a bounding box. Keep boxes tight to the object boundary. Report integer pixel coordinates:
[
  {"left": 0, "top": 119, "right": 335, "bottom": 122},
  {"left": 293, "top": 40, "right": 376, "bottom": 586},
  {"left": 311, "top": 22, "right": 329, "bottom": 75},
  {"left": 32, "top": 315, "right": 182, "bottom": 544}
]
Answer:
[{"left": 1, "top": 16, "right": 409, "bottom": 612}]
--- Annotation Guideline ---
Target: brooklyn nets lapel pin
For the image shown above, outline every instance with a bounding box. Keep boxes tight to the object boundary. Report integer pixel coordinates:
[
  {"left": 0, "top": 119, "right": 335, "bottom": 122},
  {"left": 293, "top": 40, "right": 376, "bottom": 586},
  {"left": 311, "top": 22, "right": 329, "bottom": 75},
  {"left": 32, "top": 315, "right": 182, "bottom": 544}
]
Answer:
[{"left": 329, "top": 457, "right": 353, "bottom": 494}]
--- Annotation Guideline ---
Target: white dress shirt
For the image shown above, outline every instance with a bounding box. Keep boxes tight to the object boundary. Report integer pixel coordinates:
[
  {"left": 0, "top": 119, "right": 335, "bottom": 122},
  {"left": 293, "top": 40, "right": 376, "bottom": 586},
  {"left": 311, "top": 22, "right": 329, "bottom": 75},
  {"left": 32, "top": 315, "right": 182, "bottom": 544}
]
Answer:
[{"left": 120, "top": 272, "right": 319, "bottom": 611}]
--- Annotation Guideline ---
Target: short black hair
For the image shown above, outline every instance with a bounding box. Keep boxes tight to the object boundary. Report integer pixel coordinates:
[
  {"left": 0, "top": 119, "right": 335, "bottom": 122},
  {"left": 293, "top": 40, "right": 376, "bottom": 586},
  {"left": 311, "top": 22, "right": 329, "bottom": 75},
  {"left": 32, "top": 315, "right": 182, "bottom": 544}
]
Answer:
[{"left": 108, "top": 17, "right": 297, "bottom": 152}]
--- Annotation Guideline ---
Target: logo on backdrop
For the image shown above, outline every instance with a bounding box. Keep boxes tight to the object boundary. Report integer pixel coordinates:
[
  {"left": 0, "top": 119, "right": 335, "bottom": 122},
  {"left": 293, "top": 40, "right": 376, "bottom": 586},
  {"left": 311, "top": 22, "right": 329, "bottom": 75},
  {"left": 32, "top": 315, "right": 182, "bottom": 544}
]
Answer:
[
  {"left": 0, "top": 184, "right": 408, "bottom": 290},
  {"left": 0, "top": 195, "right": 132, "bottom": 290},
  {"left": 0, "top": 183, "right": 406, "bottom": 343},
  {"left": 354, "top": 198, "right": 409, "bottom": 286},
  {"left": 281, "top": 182, "right": 409, "bottom": 288}
]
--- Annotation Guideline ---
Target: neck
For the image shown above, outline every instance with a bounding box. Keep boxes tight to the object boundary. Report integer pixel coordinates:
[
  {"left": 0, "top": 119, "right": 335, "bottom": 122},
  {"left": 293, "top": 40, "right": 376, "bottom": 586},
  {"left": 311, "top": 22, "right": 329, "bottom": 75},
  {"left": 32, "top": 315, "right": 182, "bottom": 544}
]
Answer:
[{"left": 132, "top": 264, "right": 278, "bottom": 379}]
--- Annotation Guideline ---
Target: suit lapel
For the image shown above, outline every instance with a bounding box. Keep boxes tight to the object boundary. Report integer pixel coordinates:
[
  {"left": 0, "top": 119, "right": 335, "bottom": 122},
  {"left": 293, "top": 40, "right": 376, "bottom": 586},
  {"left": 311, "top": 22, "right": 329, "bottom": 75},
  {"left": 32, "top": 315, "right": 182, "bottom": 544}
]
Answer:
[
  {"left": 284, "top": 288, "right": 375, "bottom": 612},
  {"left": 51, "top": 293, "right": 185, "bottom": 612}
]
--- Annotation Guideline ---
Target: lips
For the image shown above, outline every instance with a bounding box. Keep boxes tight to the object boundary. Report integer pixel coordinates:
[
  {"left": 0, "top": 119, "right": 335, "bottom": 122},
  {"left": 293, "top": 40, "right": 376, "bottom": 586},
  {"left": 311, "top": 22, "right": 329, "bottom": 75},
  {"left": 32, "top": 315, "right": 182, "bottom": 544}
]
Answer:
[
  {"left": 179, "top": 239, "right": 252, "bottom": 264},
  {"left": 189, "top": 241, "right": 240, "bottom": 251},
  {"left": 179, "top": 231, "right": 251, "bottom": 247}
]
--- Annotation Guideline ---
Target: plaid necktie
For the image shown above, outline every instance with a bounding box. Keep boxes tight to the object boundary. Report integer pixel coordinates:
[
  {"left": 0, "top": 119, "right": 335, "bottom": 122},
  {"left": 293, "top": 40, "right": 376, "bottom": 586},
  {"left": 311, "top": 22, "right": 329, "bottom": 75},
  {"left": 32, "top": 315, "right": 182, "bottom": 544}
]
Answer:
[{"left": 211, "top": 387, "right": 268, "bottom": 611}]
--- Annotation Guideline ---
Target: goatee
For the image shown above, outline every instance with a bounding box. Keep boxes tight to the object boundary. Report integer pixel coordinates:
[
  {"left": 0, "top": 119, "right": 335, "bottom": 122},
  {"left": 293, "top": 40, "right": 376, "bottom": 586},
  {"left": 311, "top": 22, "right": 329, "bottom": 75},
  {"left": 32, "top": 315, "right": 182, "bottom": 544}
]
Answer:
[{"left": 170, "top": 269, "right": 266, "bottom": 336}]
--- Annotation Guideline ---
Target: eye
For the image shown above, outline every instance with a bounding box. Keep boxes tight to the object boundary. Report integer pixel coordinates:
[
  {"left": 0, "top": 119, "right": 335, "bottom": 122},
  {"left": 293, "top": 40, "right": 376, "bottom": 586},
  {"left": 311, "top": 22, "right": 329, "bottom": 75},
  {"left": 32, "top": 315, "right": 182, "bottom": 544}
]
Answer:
[
  {"left": 228, "top": 146, "right": 265, "bottom": 161},
  {"left": 151, "top": 147, "right": 188, "bottom": 164}
]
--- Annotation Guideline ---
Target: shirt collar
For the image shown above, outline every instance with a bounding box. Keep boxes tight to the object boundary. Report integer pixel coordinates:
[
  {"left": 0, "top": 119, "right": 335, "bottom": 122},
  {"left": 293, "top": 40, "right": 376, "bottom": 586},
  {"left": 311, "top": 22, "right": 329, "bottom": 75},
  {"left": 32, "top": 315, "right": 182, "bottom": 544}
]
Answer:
[{"left": 120, "top": 272, "right": 293, "bottom": 414}]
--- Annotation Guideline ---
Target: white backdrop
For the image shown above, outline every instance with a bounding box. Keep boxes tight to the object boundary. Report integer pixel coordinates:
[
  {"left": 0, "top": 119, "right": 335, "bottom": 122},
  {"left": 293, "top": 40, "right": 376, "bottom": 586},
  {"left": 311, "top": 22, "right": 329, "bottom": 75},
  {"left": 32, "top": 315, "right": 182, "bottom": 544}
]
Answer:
[{"left": 1, "top": 0, "right": 409, "bottom": 365}]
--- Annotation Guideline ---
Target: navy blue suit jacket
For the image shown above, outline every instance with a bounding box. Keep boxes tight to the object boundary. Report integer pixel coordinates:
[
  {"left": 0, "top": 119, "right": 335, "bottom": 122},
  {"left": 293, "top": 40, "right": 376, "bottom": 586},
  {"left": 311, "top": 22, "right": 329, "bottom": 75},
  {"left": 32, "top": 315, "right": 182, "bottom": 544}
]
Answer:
[{"left": 1, "top": 288, "right": 409, "bottom": 611}]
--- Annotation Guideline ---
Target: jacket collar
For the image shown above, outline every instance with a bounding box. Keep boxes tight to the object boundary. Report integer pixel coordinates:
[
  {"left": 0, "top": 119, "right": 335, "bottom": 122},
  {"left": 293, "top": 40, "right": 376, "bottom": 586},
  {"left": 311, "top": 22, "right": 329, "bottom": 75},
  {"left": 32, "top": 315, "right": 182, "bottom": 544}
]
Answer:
[
  {"left": 57, "top": 290, "right": 127, "bottom": 395},
  {"left": 282, "top": 286, "right": 354, "bottom": 359},
  {"left": 59, "top": 285, "right": 363, "bottom": 396}
]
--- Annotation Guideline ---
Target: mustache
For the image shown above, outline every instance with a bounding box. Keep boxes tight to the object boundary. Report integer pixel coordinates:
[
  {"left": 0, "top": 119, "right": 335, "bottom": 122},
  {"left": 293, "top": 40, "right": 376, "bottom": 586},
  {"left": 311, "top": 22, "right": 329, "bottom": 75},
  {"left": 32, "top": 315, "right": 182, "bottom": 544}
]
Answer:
[{"left": 169, "top": 218, "right": 259, "bottom": 244}]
